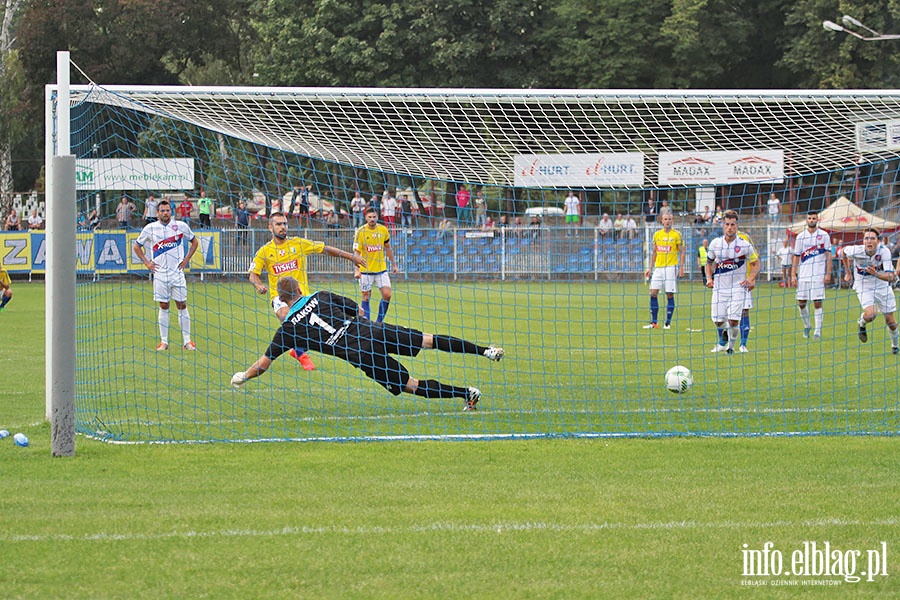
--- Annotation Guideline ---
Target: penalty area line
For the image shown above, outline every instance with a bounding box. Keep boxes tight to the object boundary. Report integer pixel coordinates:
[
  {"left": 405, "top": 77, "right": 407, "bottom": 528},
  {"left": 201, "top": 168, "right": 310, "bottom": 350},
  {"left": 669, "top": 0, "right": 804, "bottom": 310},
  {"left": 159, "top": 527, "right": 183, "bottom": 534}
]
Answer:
[{"left": 7, "top": 517, "right": 899, "bottom": 543}]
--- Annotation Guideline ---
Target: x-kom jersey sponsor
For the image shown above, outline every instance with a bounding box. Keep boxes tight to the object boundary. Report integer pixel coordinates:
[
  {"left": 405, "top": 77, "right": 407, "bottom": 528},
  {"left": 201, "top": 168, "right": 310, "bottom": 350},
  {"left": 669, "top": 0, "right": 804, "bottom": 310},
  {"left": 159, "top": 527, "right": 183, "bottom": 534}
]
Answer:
[
  {"left": 135, "top": 219, "right": 195, "bottom": 274},
  {"left": 843, "top": 243, "right": 894, "bottom": 293},
  {"left": 793, "top": 229, "right": 832, "bottom": 281},
  {"left": 707, "top": 235, "right": 757, "bottom": 290}
]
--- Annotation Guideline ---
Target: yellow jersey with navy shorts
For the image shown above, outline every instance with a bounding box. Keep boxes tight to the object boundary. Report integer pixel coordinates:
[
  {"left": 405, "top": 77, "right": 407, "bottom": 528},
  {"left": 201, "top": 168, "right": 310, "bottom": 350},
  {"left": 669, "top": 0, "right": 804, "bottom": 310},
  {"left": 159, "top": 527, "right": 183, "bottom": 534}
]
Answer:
[
  {"left": 354, "top": 223, "right": 392, "bottom": 292},
  {"left": 649, "top": 228, "right": 683, "bottom": 293},
  {"left": 250, "top": 237, "right": 325, "bottom": 314},
  {"left": 0, "top": 266, "right": 10, "bottom": 288}
]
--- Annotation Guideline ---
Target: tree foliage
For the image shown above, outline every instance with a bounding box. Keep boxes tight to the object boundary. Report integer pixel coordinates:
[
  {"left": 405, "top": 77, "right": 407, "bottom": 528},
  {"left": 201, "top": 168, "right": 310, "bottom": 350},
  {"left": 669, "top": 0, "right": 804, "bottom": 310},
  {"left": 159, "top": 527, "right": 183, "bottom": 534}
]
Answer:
[
  {"left": 781, "top": 0, "right": 900, "bottom": 88},
  {"left": 541, "top": 0, "right": 674, "bottom": 88},
  {"left": 0, "top": 48, "right": 25, "bottom": 152},
  {"left": 17, "top": 0, "right": 246, "bottom": 89},
  {"left": 249, "top": 0, "right": 548, "bottom": 88}
]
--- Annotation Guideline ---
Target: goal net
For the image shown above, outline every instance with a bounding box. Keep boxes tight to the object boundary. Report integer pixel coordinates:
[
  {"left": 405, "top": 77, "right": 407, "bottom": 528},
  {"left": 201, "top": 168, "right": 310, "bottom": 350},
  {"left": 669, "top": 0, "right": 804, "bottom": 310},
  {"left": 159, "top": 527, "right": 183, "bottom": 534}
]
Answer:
[{"left": 49, "top": 85, "right": 900, "bottom": 442}]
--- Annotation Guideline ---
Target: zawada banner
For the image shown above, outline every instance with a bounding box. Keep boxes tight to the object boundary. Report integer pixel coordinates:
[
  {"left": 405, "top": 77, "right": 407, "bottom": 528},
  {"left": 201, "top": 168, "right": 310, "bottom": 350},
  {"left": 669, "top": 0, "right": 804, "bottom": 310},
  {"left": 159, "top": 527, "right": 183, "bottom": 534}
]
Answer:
[
  {"left": 658, "top": 150, "right": 784, "bottom": 185},
  {"left": 0, "top": 230, "right": 220, "bottom": 274}
]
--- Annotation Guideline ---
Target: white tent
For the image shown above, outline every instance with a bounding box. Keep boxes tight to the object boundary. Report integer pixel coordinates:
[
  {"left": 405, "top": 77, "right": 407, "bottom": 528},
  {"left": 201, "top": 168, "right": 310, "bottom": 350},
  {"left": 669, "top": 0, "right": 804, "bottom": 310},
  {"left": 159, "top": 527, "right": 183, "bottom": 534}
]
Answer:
[{"left": 789, "top": 196, "right": 899, "bottom": 239}]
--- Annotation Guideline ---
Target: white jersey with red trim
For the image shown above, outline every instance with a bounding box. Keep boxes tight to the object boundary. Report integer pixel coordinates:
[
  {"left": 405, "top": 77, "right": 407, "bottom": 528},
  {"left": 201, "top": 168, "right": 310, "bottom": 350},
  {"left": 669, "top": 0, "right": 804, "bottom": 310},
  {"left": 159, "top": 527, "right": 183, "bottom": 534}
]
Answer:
[
  {"left": 843, "top": 243, "right": 894, "bottom": 293},
  {"left": 707, "top": 235, "right": 756, "bottom": 291},
  {"left": 136, "top": 219, "right": 195, "bottom": 274},
  {"left": 793, "top": 228, "right": 831, "bottom": 281}
]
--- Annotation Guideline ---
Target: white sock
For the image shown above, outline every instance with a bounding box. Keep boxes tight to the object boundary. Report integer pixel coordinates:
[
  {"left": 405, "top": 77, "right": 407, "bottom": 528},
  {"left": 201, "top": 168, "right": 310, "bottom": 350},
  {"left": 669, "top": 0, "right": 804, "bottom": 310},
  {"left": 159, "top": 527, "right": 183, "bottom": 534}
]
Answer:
[
  {"left": 859, "top": 314, "right": 868, "bottom": 328},
  {"left": 158, "top": 308, "right": 170, "bottom": 344},
  {"left": 178, "top": 308, "right": 191, "bottom": 344},
  {"left": 728, "top": 325, "right": 739, "bottom": 347},
  {"left": 890, "top": 326, "right": 899, "bottom": 348},
  {"left": 798, "top": 305, "right": 810, "bottom": 328},
  {"left": 814, "top": 307, "right": 823, "bottom": 333}
]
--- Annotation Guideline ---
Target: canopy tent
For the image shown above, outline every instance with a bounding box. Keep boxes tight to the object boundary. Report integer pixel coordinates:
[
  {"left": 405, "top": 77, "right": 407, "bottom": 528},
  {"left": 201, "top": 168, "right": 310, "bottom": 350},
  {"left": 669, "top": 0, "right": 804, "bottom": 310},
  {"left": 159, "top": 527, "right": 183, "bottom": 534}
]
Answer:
[{"left": 788, "top": 196, "right": 899, "bottom": 243}]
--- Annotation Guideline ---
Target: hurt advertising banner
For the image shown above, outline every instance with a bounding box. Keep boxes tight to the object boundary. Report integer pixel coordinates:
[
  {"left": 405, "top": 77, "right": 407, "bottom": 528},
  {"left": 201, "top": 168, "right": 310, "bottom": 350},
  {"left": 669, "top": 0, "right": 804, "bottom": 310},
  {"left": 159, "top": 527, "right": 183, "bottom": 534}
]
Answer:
[{"left": 514, "top": 153, "right": 644, "bottom": 187}]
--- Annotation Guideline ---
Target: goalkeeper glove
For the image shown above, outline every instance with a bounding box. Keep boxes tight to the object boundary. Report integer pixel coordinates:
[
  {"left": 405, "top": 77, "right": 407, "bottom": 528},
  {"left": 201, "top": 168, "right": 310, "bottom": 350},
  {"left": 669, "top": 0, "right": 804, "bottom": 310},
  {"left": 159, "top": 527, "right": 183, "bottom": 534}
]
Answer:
[{"left": 231, "top": 371, "right": 248, "bottom": 388}]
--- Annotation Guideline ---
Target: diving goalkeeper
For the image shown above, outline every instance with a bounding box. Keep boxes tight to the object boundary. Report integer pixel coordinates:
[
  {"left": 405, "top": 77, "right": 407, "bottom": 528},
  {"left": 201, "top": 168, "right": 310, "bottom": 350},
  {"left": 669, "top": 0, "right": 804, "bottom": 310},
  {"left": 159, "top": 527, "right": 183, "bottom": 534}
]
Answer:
[{"left": 231, "top": 276, "right": 504, "bottom": 410}]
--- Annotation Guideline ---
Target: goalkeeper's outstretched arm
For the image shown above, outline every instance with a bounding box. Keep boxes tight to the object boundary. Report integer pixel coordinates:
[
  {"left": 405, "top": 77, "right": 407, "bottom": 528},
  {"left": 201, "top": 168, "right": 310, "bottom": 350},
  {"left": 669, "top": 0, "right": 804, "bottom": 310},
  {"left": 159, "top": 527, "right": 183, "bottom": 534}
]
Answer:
[{"left": 231, "top": 355, "right": 272, "bottom": 387}]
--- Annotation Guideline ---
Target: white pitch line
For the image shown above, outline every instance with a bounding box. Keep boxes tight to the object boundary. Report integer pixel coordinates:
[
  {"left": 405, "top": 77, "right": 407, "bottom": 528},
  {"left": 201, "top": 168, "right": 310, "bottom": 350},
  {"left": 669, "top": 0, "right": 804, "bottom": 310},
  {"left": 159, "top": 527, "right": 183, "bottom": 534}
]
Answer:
[
  {"left": 90, "top": 402, "right": 900, "bottom": 430},
  {"left": 0, "top": 421, "right": 46, "bottom": 430},
  {"left": 5, "top": 517, "right": 898, "bottom": 544}
]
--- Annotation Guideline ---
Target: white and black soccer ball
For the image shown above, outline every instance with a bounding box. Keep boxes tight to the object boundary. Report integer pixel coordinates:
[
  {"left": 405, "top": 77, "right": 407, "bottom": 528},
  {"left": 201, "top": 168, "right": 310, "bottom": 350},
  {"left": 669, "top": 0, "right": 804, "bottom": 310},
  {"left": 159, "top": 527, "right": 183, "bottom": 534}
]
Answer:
[{"left": 665, "top": 365, "right": 693, "bottom": 394}]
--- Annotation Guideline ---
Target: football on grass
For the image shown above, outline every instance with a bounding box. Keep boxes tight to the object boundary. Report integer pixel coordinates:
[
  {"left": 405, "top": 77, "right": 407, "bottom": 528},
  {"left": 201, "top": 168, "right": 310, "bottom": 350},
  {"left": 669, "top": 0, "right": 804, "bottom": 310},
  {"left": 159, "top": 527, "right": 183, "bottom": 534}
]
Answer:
[{"left": 665, "top": 366, "right": 693, "bottom": 394}]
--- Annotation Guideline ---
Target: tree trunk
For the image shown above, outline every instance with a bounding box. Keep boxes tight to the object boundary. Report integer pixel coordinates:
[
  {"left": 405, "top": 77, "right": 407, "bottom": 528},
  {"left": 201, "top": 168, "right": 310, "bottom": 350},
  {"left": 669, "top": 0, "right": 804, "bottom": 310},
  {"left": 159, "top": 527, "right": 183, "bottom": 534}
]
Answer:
[
  {"left": 0, "top": 0, "right": 23, "bottom": 194},
  {"left": 0, "top": 140, "right": 11, "bottom": 192}
]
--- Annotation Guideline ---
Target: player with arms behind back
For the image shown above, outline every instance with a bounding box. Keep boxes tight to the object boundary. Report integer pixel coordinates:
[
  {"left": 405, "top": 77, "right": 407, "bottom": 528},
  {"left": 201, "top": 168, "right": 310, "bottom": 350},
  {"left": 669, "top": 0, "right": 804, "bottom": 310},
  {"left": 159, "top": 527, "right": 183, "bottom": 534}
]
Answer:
[
  {"left": 249, "top": 212, "right": 365, "bottom": 371},
  {"left": 133, "top": 200, "right": 200, "bottom": 350},
  {"left": 710, "top": 228, "right": 759, "bottom": 353},
  {"left": 643, "top": 211, "right": 685, "bottom": 330},
  {"left": 841, "top": 228, "right": 899, "bottom": 354},
  {"left": 791, "top": 211, "right": 832, "bottom": 339},
  {"left": 706, "top": 210, "right": 760, "bottom": 354},
  {"left": 354, "top": 207, "right": 399, "bottom": 323}
]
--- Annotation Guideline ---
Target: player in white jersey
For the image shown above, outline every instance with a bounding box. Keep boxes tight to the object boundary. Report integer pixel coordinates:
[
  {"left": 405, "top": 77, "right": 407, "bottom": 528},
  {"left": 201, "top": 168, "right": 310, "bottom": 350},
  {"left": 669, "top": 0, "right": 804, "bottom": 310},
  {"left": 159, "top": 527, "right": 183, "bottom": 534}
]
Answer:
[
  {"left": 705, "top": 210, "right": 760, "bottom": 354},
  {"left": 840, "top": 228, "right": 899, "bottom": 354},
  {"left": 134, "top": 200, "right": 200, "bottom": 351},
  {"left": 790, "top": 212, "right": 832, "bottom": 339}
]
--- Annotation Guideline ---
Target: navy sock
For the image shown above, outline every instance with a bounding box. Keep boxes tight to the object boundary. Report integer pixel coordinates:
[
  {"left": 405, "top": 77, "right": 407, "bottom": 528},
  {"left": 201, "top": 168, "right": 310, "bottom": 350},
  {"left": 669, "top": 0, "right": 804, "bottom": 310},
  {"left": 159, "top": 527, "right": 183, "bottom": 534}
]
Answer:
[
  {"left": 718, "top": 327, "right": 727, "bottom": 346},
  {"left": 649, "top": 296, "right": 659, "bottom": 324},
  {"left": 377, "top": 299, "right": 389, "bottom": 323},
  {"left": 0, "top": 294, "right": 9, "bottom": 308},
  {"left": 665, "top": 296, "right": 675, "bottom": 324},
  {"left": 361, "top": 300, "right": 370, "bottom": 320}
]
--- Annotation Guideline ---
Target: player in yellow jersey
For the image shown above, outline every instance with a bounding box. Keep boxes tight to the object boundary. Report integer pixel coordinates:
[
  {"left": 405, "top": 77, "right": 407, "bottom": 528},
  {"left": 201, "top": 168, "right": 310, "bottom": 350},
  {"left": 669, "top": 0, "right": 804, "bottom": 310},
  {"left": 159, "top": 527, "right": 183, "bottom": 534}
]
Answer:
[
  {"left": 249, "top": 212, "right": 365, "bottom": 370},
  {"left": 642, "top": 212, "right": 685, "bottom": 329},
  {"left": 354, "top": 207, "right": 399, "bottom": 323},
  {"left": 711, "top": 227, "right": 760, "bottom": 353},
  {"left": 0, "top": 265, "right": 12, "bottom": 311}
]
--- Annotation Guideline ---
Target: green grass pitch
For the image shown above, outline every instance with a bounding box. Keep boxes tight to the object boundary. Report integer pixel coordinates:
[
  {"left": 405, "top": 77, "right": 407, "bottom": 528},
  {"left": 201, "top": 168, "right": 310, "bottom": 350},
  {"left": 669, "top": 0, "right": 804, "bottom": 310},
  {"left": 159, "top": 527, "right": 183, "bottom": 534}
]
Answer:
[{"left": 1, "top": 281, "right": 899, "bottom": 597}]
